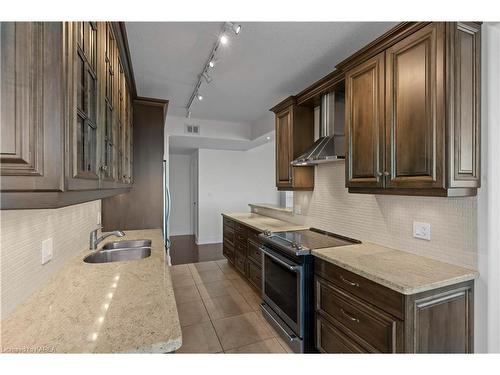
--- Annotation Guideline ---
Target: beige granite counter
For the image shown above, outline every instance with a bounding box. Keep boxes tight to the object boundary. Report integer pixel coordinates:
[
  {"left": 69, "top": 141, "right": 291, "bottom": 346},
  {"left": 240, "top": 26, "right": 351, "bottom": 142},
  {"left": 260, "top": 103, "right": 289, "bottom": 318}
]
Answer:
[
  {"left": 248, "top": 203, "right": 293, "bottom": 215},
  {"left": 0, "top": 229, "right": 182, "bottom": 353},
  {"left": 312, "top": 242, "right": 478, "bottom": 295},
  {"left": 222, "top": 212, "right": 308, "bottom": 233}
]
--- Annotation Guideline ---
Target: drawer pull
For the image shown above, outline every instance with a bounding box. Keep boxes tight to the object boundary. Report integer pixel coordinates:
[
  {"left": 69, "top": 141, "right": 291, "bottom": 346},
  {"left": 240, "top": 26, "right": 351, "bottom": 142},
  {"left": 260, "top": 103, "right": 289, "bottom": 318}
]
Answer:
[
  {"left": 340, "top": 275, "right": 359, "bottom": 287},
  {"left": 340, "top": 308, "right": 360, "bottom": 323}
]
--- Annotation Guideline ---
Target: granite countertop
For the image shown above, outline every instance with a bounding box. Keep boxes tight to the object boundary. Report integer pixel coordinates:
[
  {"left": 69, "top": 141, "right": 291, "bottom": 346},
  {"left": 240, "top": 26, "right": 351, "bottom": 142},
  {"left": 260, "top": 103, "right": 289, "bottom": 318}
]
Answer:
[
  {"left": 222, "top": 212, "right": 308, "bottom": 233},
  {"left": 0, "top": 229, "right": 182, "bottom": 353},
  {"left": 248, "top": 203, "right": 293, "bottom": 214},
  {"left": 312, "top": 242, "right": 478, "bottom": 295}
]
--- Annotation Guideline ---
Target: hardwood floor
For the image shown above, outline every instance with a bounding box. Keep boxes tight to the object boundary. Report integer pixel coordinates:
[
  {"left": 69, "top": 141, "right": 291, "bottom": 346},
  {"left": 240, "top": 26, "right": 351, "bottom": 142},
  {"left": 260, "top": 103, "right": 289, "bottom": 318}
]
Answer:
[
  {"left": 171, "top": 259, "right": 293, "bottom": 353},
  {"left": 169, "top": 235, "right": 225, "bottom": 265}
]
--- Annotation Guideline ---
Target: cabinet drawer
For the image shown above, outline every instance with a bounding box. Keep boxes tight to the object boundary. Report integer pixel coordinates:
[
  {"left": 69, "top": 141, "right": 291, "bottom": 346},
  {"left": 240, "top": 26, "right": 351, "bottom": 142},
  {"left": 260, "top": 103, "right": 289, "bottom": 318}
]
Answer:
[
  {"left": 316, "top": 276, "right": 401, "bottom": 353},
  {"left": 315, "top": 258, "right": 404, "bottom": 319},
  {"left": 223, "top": 217, "right": 234, "bottom": 228},
  {"left": 235, "top": 222, "right": 247, "bottom": 235},
  {"left": 316, "top": 315, "right": 366, "bottom": 353},
  {"left": 247, "top": 259, "right": 262, "bottom": 292},
  {"left": 223, "top": 243, "right": 234, "bottom": 264},
  {"left": 223, "top": 225, "right": 235, "bottom": 246},
  {"left": 247, "top": 239, "right": 262, "bottom": 265},
  {"left": 247, "top": 228, "right": 261, "bottom": 243},
  {"left": 236, "top": 232, "right": 247, "bottom": 243},
  {"left": 235, "top": 240, "right": 247, "bottom": 255},
  {"left": 235, "top": 251, "right": 246, "bottom": 274}
]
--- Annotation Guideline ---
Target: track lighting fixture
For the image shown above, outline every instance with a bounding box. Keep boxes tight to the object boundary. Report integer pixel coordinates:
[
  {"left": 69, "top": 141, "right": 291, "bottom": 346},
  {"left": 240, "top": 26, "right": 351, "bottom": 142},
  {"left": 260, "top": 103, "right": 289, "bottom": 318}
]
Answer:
[
  {"left": 226, "top": 22, "right": 241, "bottom": 35},
  {"left": 186, "top": 22, "right": 242, "bottom": 117},
  {"left": 202, "top": 72, "right": 212, "bottom": 84}
]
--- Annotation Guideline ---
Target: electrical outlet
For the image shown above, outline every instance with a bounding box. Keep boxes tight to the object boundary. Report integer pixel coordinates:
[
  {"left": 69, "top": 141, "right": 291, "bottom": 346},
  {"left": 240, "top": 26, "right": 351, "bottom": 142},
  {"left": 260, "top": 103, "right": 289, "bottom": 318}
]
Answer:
[
  {"left": 413, "top": 221, "right": 431, "bottom": 241},
  {"left": 41, "top": 238, "right": 53, "bottom": 265},
  {"left": 294, "top": 205, "right": 302, "bottom": 215}
]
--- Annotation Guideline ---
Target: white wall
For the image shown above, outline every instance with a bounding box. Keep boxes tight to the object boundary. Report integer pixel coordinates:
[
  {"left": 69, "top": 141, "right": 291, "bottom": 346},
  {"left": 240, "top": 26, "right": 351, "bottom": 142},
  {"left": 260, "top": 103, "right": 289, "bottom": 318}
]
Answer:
[
  {"left": 476, "top": 22, "right": 500, "bottom": 353},
  {"left": 196, "top": 140, "right": 280, "bottom": 244},
  {"left": 169, "top": 153, "right": 193, "bottom": 236}
]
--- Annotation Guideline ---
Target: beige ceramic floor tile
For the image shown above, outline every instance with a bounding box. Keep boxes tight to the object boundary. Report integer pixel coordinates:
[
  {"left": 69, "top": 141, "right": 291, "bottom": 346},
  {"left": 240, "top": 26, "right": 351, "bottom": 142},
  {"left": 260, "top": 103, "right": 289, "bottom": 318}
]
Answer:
[
  {"left": 275, "top": 335, "right": 295, "bottom": 353},
  {"left": 173, "top": 284, "right": 202, "bottom": 304},
  {"left": 171, "top": 272, "right": 196, "bottom": 288},
  {"left": 229, "top": 277, "right": 255, "bottom": 295},
  {"left": 241, "top": 291, "right": 263, "bottom": 311},
  {"left": 176, "top": 299, "right": 210, "bottom": 327},
  {"left": 226, "top": 338, "right": 286, "bottom": 353},
  {"left": 176, "top": 321, "right": 222, "bottom": 353},
  {"left": 189, "top": 261, "right": 220, "bottom": 272},
  {"left": 217, "top": 261, "right": 243, "bottom": 279},
  {"left": 191, "top": 268, "right": 228, "bottom": 284},
  {"left": 170, "top": 264, "right": 191, "bottom": 276},
  {"left": 212, "top": 312, "right": 274, "bottom": 351},
  {"left": 196, "top": 279, "right": 239, "bottom": 301},
  {"left": 204, "top": 293, "right": 254, "bottom": 321}
]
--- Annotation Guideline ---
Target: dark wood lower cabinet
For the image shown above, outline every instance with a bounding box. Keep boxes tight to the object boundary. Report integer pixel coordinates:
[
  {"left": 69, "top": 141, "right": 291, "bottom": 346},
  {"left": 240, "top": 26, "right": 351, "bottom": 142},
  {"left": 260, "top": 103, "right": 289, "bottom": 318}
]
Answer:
[
  {"left": 315, "top": 258, "right": 474, "bottom": 353},
  {"left": 316, "top": 315, "right": 365, "bottom": 353},
  {"left": 222, "top": 216, "right": 262, "bottom": 292}
]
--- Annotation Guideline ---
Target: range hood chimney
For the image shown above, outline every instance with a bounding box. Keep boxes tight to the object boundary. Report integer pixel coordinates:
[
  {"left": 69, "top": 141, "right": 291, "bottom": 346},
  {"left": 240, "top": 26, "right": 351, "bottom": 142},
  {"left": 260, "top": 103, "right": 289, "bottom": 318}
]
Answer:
[{"left": 291, "top": 92, "right": 345, "bottom": 166}]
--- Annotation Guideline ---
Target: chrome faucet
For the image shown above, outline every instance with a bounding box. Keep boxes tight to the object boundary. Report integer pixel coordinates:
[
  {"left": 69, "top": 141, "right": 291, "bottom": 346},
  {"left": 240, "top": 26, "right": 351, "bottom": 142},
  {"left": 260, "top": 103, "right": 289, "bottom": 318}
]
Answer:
[{"left": 90, "top": 227, "right": 125, "bottom": 250}]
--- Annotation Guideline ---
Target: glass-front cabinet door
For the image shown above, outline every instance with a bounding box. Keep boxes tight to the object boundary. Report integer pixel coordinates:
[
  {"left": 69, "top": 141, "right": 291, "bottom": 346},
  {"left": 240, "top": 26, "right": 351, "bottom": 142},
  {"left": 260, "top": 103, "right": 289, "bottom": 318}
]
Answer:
[{"left": 66, "top": 22, "right": 100, "bottom": 190}]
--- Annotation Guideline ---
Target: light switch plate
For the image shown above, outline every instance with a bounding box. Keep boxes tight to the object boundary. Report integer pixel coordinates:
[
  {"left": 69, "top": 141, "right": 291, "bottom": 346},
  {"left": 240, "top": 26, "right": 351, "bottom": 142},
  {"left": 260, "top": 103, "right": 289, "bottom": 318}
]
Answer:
[
  {"left": 294, "top": 205, "right": 302, "bottom": 215},
  {"left": 41, "top": 238, "right": 53, "bottom": 265},
  {"left": 413, "top": 221, "right": 431, "bottom": 241}
]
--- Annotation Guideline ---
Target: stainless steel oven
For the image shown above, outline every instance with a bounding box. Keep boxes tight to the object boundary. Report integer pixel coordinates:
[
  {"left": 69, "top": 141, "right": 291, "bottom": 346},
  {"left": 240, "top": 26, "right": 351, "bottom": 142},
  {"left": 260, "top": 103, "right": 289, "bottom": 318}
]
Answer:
[
  {"left": 259, "top": 228, "right": 360, "bottom": 353},
  {"left": 261, "top": 245, "right": 304, "bottom": 337}
]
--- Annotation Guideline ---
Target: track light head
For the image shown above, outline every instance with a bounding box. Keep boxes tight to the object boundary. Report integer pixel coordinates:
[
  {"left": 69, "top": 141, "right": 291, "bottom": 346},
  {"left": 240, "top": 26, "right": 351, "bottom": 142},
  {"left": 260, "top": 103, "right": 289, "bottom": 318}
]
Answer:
[
  {"left": 226, "top": 22, "right": 242, "bottom": 35},
  {"left": 202, "top": 72, "right": 212, "bottom": 84},
  {"left": 209, "top": 60, "right": 215, "bottom": 68},
  {"left": 220, "top": 34, "right": 228, "bottom": 45},
  {"left": 197, "top": 93, "right": 203, "bottom": 101}
]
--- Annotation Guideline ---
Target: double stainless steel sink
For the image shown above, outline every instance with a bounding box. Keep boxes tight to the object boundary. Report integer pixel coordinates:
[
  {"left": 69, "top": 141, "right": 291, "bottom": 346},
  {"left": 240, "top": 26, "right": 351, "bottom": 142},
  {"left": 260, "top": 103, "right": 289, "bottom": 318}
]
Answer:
[{"left": 84, "top": 239, "right": 152, "bottom": 264}]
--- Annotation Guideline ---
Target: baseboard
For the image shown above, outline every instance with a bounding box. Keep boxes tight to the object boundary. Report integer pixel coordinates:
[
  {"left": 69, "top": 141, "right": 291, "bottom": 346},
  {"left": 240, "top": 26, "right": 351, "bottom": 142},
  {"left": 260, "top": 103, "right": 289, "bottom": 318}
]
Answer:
[{"left": 195, "top": 236, "right": 222, "bottom": 245}]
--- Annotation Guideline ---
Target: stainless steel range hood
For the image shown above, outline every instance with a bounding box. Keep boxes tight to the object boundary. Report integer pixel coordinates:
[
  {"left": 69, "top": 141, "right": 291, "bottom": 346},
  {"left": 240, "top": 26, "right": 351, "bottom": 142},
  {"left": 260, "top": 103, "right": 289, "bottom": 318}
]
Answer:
[{"left": 291, "top": 92, "right": 345, "bottom": 166}]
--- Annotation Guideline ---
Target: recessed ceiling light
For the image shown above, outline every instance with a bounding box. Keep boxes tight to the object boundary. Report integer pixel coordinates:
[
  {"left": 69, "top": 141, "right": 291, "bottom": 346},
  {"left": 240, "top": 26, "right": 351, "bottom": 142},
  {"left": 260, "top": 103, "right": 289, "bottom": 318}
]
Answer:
[
  {"left": 266, "top": 136, "right": 271, "bottom": 140},
  {"left": 220, "top": 35, "right": 228, "bottom": 45}
]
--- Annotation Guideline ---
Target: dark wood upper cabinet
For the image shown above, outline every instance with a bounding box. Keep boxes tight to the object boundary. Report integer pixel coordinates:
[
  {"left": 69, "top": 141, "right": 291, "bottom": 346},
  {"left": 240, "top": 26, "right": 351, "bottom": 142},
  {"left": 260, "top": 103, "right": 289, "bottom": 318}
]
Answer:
[
  {"left": 1, "top": 22, "right": 64, "bottom": 192},
  {"left": 345, "top": 52, "right": 385, "bottom": 189},
  {"left": 385, "top": 23, "right": 445, "bottom": 190},
  {"left": 271, "top": 97, "right": 314, "bottom": 191},
  {"left": 1, "top": 22, "right": 135, "bottom": 209},
  {"left": 339, "top": 22, "right": 481, "bottom": 197}
]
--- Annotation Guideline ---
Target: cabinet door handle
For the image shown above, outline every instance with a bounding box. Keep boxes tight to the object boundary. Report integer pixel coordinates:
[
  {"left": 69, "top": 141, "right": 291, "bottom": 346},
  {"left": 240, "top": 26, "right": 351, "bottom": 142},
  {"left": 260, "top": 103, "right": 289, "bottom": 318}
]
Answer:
[
  {"left": 340, "top": 308, "right": 360, "bottom": 323},
  {"left": 340, "top": 274, "right": 359, "bottom": 287},
  {"left": 376, "top": 171, "right": 382, "bottom": 177},
  {"left": 383, "top": 171, "right": 390, "bottom": 176}
]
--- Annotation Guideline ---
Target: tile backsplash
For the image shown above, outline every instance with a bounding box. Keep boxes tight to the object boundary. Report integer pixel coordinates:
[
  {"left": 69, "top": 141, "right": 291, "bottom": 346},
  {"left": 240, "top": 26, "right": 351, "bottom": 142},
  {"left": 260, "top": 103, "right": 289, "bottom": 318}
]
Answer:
[
  {"left": 0, "top": 200, "right": 101, "bottom": 318},
  {"left": 256, "top": 162, "right": 477, "bottom": 269}
]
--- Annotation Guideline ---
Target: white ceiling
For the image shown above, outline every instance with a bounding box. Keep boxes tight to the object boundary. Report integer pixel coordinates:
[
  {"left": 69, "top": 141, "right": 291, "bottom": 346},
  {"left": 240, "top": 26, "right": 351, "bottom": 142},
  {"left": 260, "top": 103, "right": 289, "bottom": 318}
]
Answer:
[{"left": 126, "top": 22, "right": 397, "bottom": 124}]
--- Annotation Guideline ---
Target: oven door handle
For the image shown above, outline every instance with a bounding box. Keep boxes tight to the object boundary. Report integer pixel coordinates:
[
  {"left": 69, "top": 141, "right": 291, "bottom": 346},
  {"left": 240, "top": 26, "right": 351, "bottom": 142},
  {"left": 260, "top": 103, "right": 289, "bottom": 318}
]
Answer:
[{"left": 260, "top": 246, "right": 302, "bottom": 272}]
